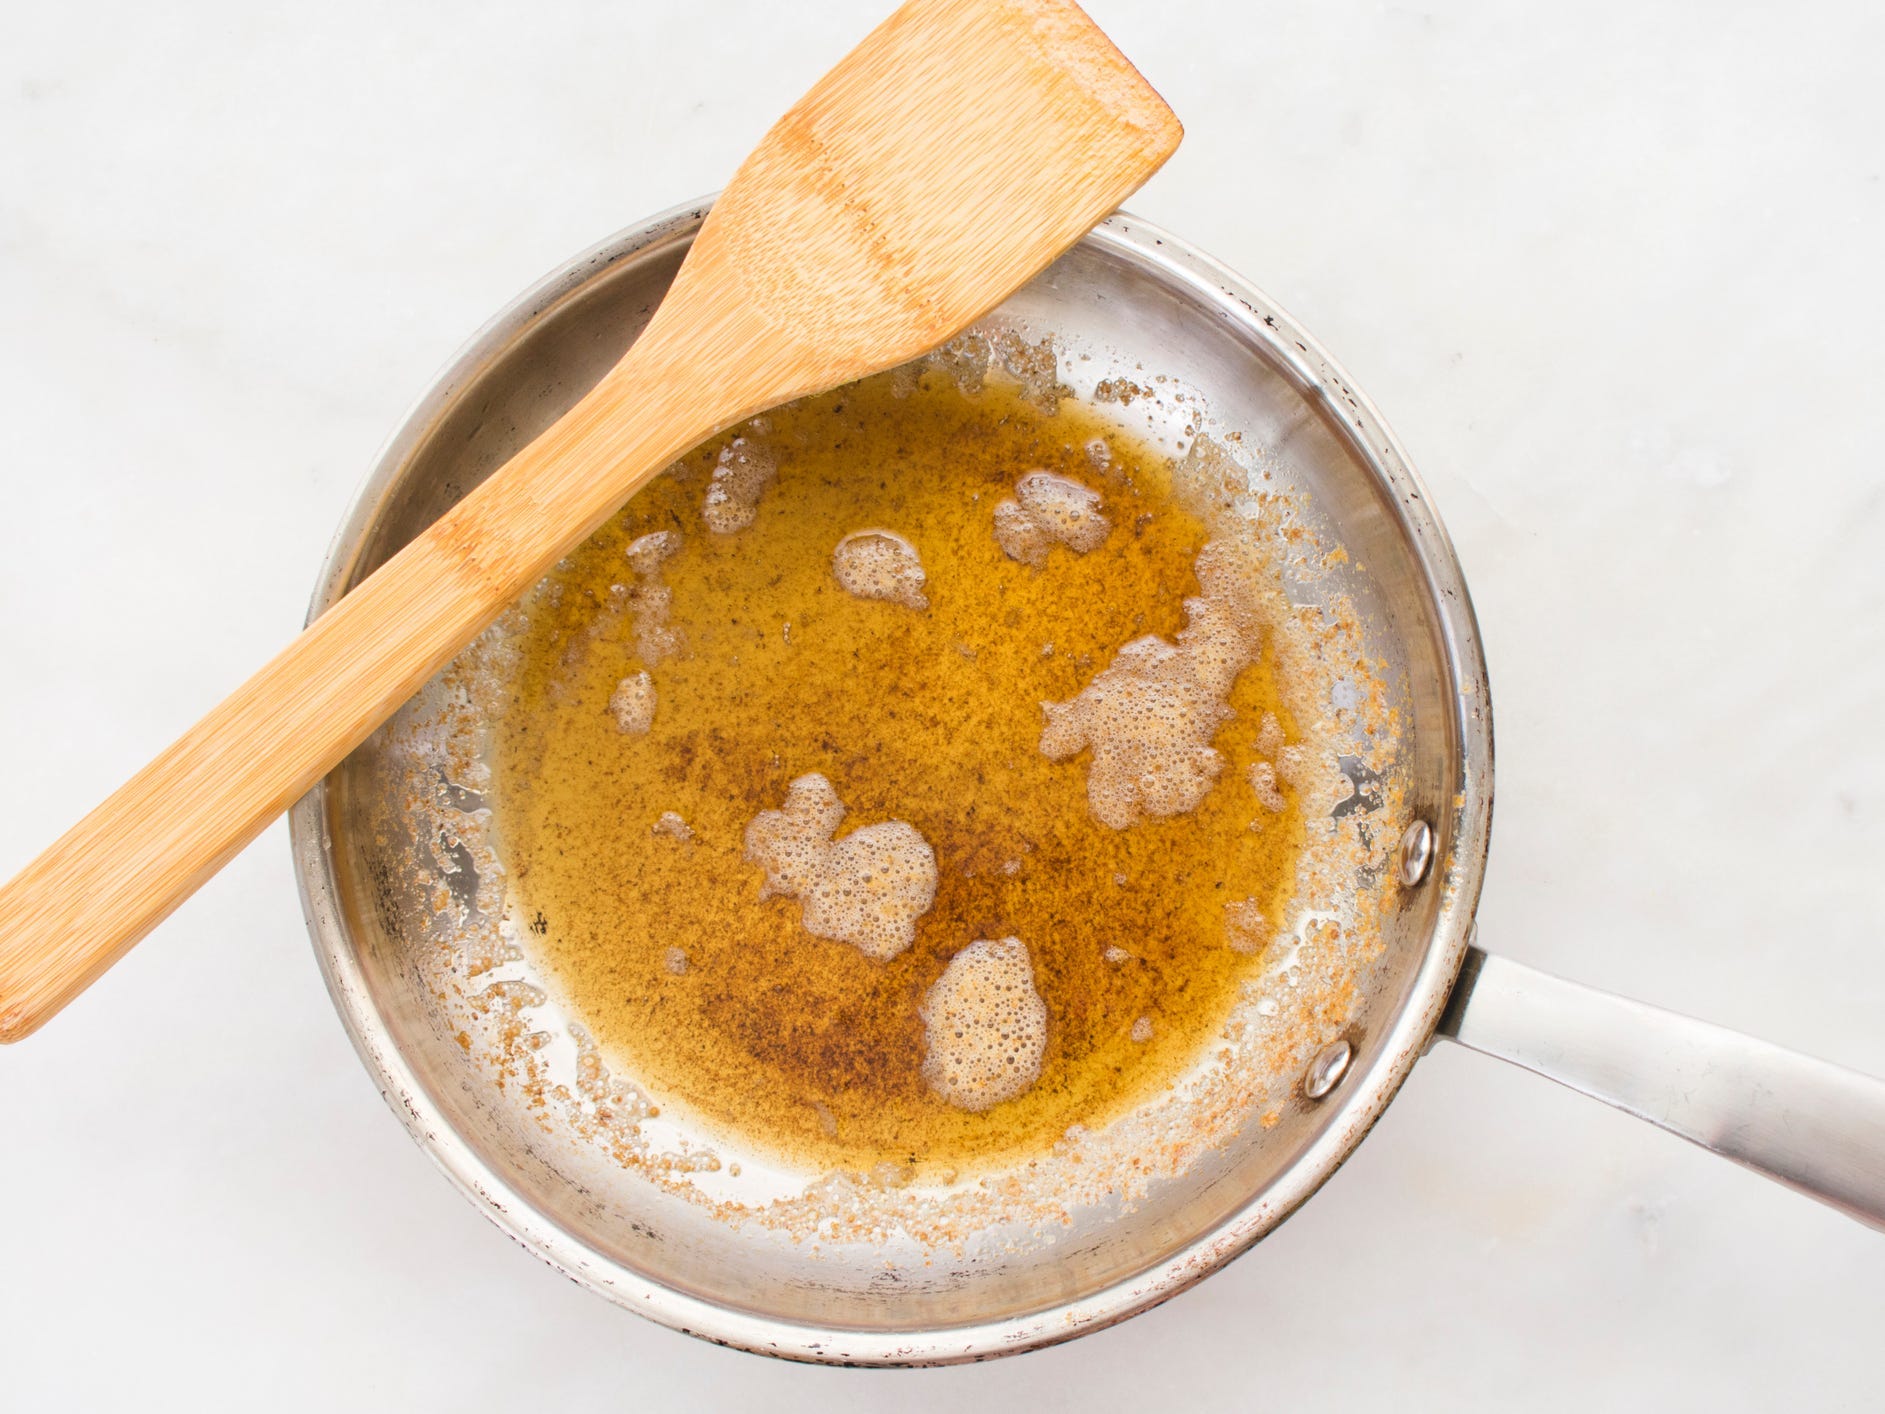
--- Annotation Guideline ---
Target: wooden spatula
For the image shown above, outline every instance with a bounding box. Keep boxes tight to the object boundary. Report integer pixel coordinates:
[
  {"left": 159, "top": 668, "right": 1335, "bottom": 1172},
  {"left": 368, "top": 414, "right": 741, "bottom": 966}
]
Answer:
[{"left": 0, "top": 0, "right": 1178, "bottom": 1041}]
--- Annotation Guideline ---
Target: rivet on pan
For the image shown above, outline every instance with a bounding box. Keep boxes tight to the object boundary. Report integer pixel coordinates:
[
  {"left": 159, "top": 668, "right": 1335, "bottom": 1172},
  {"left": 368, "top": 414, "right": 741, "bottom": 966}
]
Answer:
[
  {"left": 1396, "top": 819, "right": 1434, "bottom": 888},
  {"left": 1303, "top": 1039, "right": 1352, "bottom": 1101}
]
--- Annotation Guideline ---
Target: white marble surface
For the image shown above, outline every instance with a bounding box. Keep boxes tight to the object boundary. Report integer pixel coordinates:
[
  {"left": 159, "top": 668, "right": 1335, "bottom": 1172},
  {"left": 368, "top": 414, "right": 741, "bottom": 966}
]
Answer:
[{"left": 3, "top": 0, "right": 1882, "bottom": 1407}]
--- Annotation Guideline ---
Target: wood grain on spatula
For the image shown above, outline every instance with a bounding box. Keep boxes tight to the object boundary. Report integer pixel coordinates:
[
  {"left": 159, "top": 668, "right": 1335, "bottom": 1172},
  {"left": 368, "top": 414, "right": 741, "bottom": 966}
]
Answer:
[{"left": 0, "top": 0, "right": 1179, "bottom": 1040}]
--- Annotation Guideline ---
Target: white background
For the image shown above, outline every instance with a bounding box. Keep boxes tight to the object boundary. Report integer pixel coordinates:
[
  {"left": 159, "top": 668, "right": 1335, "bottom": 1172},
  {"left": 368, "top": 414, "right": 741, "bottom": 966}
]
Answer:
[{"left": 4, "top": 1, "right": 1882, "bottom": 1407}]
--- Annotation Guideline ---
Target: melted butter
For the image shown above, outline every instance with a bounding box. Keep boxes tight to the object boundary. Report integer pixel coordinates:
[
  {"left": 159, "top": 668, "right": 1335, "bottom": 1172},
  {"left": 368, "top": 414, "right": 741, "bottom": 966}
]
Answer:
[{"left": 495, "top": 368, "right": 1307, "bottom": 1175}]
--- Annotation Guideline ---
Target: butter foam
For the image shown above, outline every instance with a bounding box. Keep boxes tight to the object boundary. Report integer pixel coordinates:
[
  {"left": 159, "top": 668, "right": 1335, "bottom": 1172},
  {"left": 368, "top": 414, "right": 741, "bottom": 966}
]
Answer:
[
  {"left": 993, "top": 471, "right": 1110, "bottom": 567},
  {"left": 743, "top": 774, "right": 937, "bottom": 961},
  {"left": 1039, "top": 541, "right": 1262, "bottom": 829},
  {"left": 832, "top": 530, "right": 928, "bottom": 610},
  {"left": 608, "top": 672, "right": 656, "bottom": 734},
  {"left": 702, "top": 436, "right": 777, "bottom": 534},
  {"left": 920, "top": 937, "right": 1048, "bottom": 1112}
]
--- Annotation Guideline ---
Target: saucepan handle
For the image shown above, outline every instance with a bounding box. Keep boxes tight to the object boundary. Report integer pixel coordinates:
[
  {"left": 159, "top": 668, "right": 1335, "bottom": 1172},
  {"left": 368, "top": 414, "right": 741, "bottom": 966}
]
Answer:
[{"left": 1434, "top": 943, "right": 1885, "bottom": 1233}]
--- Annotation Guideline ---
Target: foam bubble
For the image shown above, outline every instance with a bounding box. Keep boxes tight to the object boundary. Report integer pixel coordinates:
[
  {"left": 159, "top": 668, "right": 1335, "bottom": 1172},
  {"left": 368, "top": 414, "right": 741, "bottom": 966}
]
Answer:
[
  {"left": 624, "top": 530, "right": 684, "bottom": 663},
  {"left": 993, "top": 471, "right": 1110, "bottom": 567},
  {"left": 1039, "top": 540, "right": 1263, "bottom": 829},
  {"left": 920, "top": 937, "right": 1049, "bottom": 1112},
  {"left": 608, "top": 672, "right": 656, "bottom": 734},
  {"left": 1174, "top": 433, "right": 1252, "bottom": 502},
  {"left": 625, "top": 529, "right": 681, "bottom": 576},
  {"left": 743, "top": 774, "right": 938, "bottom": 961},
  {"left": 832, "top": 530, "right": 928, "bottom": 610},
  {"left": 702, "top": 437, "right": 777, "bottom": 534},
  {"left": 996, "top": 335, "right": 1063, "bottom": 414},
  {"left": 1249, "top": 712, "right": 1309, "bottom": 812},
  {"left": 651, "top": 811, "right": 694, "bottom": 842},
  {"left": 664, "top": 946, "right": 689, "bottom": 975},
  {"left": 887, "top": 361, "right": 922, "bottom": 398},
  {"left": 924, "top": 331, "right": 991, "bottom": 395},
  {"left": 812, "top": 1101, "right": 839, "bottom": 1138},
  {"left": 1225, "top": 898, "right": 1270, "bottom": 955},
  {"left": 1020, "top": 472, "right": 1110, "bottom": 550},
  {"left": 1274, "top": 743, "right": 1314, "bottom": 787},
  {"left": 1255, "top": 711, "right": 1286, "bottom": 760},
  {"left": 1248, "top": 760, "right": 1286, "bottom": 813},
  {"left": 1130, "top": 1016, "right": 1154, "bottom": 1043},
  {"left": 1103, "top": 945, "right": 1131, "bottom": 964},
  {"left": 992, "top": 501, "right": 1049, "bottom": 566}
]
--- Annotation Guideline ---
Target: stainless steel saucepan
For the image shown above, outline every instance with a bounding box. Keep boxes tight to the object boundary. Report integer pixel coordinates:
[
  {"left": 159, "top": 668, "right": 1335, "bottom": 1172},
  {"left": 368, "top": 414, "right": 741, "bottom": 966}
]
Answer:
[{"left": 292, "top": 201, "right": 1885, "bottom": 1365}]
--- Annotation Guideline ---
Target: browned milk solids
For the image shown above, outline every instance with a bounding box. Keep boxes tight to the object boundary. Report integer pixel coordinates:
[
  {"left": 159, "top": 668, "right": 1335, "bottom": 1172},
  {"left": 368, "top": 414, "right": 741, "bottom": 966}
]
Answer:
[{"left": 496, "top": 367, "right": 1309, "bottom": 1176}]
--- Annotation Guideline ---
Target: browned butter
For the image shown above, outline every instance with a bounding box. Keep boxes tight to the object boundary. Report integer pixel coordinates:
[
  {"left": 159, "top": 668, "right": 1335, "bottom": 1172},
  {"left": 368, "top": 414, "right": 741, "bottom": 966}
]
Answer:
[{"left": 495, "top": 364, "right": 1307, "bottom": 1175}]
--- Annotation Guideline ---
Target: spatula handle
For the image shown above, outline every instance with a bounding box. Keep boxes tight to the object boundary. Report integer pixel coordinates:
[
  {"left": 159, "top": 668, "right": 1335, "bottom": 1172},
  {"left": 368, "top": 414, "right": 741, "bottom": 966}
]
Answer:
[{"left": 0, "top": 326, "right": 728, "bottom": 1042}]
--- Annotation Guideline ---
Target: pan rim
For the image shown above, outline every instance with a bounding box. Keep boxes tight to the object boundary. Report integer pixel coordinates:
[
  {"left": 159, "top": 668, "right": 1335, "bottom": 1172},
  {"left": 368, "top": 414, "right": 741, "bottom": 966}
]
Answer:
[{"left": 289, "top": 197, "right": 1493, "bottom": 1365}]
